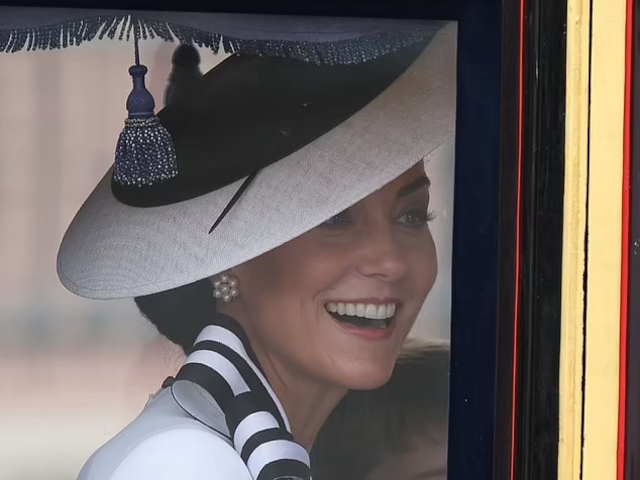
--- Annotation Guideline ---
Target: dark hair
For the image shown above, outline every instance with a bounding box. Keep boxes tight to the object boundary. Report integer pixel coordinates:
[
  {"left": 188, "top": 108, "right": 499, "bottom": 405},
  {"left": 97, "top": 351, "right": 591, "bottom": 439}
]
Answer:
[
  {"left": 311, "top": 341, "right": 450, "bottom": 480},
  {"left": 134, "top": 279, "right": 215, "bottom": 354}
]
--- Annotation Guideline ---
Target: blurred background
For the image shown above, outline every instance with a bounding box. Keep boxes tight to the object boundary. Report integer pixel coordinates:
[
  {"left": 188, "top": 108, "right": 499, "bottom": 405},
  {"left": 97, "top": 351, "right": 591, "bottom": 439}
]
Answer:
[{"left": 0, "top": 25, "right": 454, "bottom": 480}]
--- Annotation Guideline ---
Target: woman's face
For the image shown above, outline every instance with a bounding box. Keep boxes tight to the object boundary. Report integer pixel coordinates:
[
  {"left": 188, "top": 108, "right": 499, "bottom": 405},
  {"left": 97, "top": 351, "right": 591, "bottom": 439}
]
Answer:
[{"left": 222, "top": 163, "right": 437, "bottom": 390}]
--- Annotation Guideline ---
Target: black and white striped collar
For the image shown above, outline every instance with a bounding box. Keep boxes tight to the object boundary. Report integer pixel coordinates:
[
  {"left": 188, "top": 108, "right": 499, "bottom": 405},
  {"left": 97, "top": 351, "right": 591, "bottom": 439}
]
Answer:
[{"left": 171, "top": 314, "right": 312, "bottom": 480}]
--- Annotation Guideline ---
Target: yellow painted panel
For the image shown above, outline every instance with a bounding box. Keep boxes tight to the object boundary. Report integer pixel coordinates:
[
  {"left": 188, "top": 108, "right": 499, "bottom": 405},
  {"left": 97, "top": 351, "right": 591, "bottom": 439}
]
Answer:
[{"left": 583, "top": 0, "right": 625, "bottom": 478}]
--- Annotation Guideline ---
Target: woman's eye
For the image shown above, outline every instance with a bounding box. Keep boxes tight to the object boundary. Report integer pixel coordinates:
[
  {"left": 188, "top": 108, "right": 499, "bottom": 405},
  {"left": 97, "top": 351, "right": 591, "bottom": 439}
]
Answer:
[
  {"left": 322, "top": 210, "right": 353, "bottom": 228},
  {"left": 398, "top": 208, "right": 436, "bottom": 227}
]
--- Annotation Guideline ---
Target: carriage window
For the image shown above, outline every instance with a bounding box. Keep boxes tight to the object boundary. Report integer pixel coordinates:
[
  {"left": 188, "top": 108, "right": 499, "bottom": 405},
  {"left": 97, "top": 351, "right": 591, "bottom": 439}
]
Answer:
[{"left": 0, "top": 6, "right": 512, "bottom": 480}]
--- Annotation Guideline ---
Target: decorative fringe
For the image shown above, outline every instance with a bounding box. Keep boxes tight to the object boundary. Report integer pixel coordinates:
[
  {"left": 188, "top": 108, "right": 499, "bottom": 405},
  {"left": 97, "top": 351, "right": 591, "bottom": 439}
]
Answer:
[
  {"left": 0, "top": 15, "right": 439, "bottom": 65},
  {"left": 113, "top": 117, "right": 178, "bottom": 187}
]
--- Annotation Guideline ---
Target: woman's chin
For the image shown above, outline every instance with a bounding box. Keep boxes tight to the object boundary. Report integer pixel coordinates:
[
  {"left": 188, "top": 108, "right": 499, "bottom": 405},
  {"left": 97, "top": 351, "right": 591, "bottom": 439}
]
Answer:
[
  {"left": 336, "top": 361, "right": 396, "bottom": 391},
  {"left": 313, "top": 315, "right": 410, "bottom": 390}
]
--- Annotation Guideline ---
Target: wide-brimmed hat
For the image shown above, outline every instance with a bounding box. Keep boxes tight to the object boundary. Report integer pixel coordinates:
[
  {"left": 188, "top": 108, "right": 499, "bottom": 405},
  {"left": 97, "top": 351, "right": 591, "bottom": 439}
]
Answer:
[{"left": 56, "top": 21, "right": 457, "bottom": 300}]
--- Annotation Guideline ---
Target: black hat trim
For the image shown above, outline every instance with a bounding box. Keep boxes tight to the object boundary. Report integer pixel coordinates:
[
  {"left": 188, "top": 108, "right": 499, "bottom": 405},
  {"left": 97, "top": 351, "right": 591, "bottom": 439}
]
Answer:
[{"left": 111, "top": 34, "right": 436, "bottom": 209}]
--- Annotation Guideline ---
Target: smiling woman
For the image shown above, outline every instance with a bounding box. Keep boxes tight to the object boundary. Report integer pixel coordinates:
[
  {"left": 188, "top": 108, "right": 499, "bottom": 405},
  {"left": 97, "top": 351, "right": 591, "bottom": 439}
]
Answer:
[
  {"left": 70, "top": 26, "right": 454, "bottom": 477},
  {"left": 0, "top": 7, "right": 456, "bottom": 480},
  {"left": 220, "top": 165, "right": 437, "bottom": 414},
  {"left": 134, "top": 163, "right": 440, "bottom": 455}
]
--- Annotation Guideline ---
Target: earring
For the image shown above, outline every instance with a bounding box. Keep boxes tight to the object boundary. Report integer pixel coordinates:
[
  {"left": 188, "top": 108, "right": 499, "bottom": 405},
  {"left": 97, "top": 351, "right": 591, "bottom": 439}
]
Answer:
[{"left": 212, "top": 272, "right": 240, "bottom": 303}]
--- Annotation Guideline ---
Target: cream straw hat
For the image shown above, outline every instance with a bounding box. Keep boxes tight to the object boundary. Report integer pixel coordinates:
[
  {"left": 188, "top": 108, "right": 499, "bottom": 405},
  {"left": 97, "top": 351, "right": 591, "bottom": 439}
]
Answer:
[{"left": 56, "top": 21, "right": 457, "bottom": 299}]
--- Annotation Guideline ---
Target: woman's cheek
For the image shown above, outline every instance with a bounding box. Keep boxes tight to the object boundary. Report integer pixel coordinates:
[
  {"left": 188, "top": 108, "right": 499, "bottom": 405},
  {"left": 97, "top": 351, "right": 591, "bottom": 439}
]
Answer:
[{"left": 406, "top": 236, "right": 437, "bottom": 274}]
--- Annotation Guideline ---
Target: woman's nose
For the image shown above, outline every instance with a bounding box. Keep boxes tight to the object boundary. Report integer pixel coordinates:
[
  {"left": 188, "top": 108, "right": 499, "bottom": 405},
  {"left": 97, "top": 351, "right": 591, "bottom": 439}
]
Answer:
[{"left": 355, "top": 227, "right": 408, "bottom": 281}]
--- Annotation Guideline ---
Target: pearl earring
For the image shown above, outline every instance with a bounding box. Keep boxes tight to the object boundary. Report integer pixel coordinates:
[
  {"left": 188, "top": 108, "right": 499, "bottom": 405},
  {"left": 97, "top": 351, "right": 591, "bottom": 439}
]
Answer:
[{"left": 212, "top": 272, "right": 240, "bottom": 303}]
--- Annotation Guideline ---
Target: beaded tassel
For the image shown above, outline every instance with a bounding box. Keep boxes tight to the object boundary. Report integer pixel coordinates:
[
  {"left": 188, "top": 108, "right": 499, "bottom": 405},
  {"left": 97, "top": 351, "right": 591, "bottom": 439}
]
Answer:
[{"left": 112, "top": 24, "right": 178, "bottom": 187}]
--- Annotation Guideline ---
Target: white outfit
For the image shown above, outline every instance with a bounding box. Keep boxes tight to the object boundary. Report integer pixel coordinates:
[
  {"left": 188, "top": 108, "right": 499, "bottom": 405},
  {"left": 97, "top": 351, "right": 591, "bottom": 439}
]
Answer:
[
  {"left": 77, "top": 318, "right": 312, "bottom": 480},
  {"left": 77, "top": 387, "right": 252, "bottom": 480}
]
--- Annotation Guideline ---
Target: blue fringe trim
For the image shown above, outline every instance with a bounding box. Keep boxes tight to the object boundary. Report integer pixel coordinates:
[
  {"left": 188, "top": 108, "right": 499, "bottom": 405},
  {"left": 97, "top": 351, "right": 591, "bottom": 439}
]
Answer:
[{"left": 0, "top": 15, "right": 439, "bottom": 65}]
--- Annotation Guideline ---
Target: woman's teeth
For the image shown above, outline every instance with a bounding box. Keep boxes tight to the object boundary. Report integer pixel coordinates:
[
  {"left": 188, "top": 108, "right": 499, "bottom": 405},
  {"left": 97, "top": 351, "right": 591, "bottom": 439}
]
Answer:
[{"left": 325, "top": 302, "right": 396, "bottom": 320}]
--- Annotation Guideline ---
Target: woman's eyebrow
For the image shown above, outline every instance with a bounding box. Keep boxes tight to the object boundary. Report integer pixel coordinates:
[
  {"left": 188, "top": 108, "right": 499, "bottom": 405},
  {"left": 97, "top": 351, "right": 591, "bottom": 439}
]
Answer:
[{"left": 396, "top": 176, "right": 431, "bottom": 199}]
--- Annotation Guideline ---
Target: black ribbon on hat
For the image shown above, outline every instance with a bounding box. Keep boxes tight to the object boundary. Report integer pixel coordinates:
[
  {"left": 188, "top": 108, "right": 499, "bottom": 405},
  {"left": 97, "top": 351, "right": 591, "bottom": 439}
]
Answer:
[{"left": 109, "top": 25, "right": 438, "bottom": 233}]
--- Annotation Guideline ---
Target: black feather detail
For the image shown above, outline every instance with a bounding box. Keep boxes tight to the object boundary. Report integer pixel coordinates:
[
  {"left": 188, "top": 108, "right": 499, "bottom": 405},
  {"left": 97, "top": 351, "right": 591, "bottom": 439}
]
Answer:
[{"left": 208, "top": 170, "right": 259, "bottom": 234}]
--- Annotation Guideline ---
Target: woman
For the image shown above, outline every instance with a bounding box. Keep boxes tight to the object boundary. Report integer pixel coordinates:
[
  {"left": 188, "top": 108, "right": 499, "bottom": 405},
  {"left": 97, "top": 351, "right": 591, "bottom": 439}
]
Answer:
[{"left": 57, "top": 20, "right": 456, "bottom": 480}]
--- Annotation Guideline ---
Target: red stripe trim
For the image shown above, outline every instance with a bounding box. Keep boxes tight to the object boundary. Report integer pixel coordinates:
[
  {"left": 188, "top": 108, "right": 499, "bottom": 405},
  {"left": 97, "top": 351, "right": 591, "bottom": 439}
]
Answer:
[
  {"left": 619, "top": 0, "right": 633, "bottom": 478},
  {"left": 510, "top": 1, "right": 526, "bottom": 479}
]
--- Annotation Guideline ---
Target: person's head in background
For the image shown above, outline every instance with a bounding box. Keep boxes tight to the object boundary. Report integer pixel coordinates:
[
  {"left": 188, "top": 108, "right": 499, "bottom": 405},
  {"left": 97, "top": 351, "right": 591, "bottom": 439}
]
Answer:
[{"left": 311, "top": 339, "right": 449, "bottom": 480}]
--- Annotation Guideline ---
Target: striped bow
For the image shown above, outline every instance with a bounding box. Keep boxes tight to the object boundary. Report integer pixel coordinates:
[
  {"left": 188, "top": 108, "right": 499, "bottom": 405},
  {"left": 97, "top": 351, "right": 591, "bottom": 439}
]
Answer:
[{"left": 171, "top": 314, "right": 312, "bottom": 480}]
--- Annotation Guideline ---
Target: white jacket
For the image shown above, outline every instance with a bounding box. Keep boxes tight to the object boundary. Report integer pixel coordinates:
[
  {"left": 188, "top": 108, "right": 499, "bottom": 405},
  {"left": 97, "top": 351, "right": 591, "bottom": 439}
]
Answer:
[
  {"left": 77, "top": 387, "right": 253, "bottom": 480},
  {"left": 77, "top": 318, "right": 312, "bottom": 480}
]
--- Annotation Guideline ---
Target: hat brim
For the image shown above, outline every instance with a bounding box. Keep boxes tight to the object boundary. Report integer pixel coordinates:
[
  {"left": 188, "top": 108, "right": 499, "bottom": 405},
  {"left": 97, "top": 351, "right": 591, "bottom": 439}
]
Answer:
[{"left": 57, "top": 22, "right": 457, "bottom": 300}]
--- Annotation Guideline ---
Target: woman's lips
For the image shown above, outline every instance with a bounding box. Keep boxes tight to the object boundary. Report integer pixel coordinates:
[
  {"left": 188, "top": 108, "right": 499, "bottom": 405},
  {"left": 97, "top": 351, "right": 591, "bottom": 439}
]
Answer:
[{"left": 331, "top": 315, "right": 397, "bottom": 340}]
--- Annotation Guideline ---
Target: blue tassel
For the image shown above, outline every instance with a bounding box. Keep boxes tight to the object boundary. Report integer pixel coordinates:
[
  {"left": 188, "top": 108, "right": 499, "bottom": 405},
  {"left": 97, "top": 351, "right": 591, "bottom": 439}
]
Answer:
[{"left": 112, "top": 56, "right": 178, "bottom": 188}]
